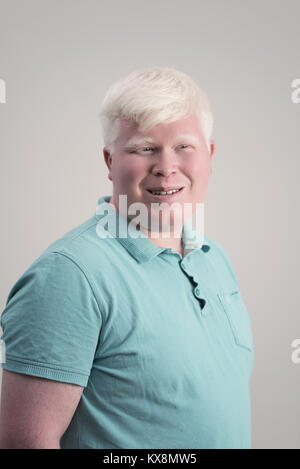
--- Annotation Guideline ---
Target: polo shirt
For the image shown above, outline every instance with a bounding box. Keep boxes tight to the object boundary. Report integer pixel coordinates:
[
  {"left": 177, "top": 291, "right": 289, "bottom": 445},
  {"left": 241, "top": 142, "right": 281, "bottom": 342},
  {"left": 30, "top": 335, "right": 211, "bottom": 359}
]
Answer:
[{"left": 0, "top": 194, "right": 254, "bottom": 449}]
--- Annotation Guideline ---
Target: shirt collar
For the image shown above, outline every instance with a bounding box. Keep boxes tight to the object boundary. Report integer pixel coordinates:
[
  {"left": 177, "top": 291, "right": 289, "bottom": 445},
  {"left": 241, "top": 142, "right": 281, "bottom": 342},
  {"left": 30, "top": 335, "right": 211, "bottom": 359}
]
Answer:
[{"left": 95, "top": 195, "right": 210, "bottom": 263}]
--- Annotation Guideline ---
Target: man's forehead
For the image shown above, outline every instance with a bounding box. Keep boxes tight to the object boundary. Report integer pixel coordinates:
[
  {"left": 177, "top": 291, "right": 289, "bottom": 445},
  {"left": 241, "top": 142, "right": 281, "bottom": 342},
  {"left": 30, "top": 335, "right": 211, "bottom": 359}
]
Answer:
[
  {"left": 117, "top": 113, "right": 203, "bottom": 145},
  {"left": 124, "top": 133, "right": 201, "bottom": 147}
]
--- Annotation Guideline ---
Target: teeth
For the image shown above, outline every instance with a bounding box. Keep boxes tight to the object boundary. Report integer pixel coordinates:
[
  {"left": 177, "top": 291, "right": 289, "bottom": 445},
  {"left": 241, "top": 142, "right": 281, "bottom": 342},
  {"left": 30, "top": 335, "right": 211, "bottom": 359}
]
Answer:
[{"left": 151, "top": 188, "right": 181, "bottom": 195}]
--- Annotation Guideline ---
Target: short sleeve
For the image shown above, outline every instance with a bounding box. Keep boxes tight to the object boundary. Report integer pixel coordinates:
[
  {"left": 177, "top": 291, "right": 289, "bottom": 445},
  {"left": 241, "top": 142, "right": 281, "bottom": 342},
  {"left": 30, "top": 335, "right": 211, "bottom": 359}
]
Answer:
[{"left": 0, "top": 251, "right": 102, "bottom": 387}]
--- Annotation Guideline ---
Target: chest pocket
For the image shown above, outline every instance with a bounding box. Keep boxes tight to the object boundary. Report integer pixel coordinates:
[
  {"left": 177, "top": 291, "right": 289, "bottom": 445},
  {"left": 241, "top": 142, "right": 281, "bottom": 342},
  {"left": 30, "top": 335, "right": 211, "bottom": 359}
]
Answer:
[{"left": 217, "top": 290, "right": 253, "bottom": 352}]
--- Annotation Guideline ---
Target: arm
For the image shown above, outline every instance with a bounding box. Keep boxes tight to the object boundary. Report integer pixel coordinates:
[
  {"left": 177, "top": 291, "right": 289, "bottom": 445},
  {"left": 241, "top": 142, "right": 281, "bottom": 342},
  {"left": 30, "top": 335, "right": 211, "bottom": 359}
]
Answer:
[{"left": 0, "top": 369, "right": 84, "bottom": 449}]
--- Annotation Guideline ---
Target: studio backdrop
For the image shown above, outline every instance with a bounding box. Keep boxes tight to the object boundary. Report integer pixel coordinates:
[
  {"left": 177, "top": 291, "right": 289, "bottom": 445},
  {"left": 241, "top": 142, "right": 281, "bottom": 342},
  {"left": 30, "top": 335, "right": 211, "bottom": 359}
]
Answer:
[{"left": 0, "top": 0, "right": 299, "bottom": 449}]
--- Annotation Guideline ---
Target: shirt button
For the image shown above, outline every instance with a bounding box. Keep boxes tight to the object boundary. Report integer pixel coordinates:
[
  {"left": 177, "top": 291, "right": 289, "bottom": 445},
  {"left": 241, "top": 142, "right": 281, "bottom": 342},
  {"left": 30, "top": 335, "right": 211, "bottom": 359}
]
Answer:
[{"left": 194, "top": 287, "right": 200, "bottom": 297}]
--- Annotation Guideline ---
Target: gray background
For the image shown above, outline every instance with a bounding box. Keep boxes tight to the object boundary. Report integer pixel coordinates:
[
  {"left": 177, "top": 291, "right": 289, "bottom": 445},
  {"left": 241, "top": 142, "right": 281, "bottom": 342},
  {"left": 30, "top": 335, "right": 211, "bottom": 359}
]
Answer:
[{"left": 0, "top": 0, "right": 299, "bottom": 449}]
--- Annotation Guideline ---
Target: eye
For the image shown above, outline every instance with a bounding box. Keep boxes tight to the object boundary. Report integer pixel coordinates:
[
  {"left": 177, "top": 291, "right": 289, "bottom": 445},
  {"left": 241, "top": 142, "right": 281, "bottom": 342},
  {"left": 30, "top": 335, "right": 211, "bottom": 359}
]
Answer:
[
  {"left": 178, "top": 144, "right": 190, "bottom": 149},
  {"left": 141, "top": 147, "right": 154, "bottom": 152},
  {"left": 128, "top": 147, "right": 155, "bottom": 154}
]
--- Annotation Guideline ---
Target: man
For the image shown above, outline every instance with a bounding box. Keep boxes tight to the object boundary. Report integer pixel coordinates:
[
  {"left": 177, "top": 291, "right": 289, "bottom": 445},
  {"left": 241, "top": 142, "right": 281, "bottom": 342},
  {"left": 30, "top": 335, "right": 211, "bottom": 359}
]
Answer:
[{"left": 0, "top": 67, "right": 254, "bottom": 449}]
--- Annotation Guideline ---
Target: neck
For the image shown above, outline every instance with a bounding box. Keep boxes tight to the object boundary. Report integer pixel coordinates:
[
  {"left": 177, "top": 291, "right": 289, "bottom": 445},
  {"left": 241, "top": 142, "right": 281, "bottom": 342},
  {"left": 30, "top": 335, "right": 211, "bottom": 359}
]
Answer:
[
  {"left": 140, "top": 226, "right": 185, "bottom": 257},
  {"left": 108, "top": 197, "right": 185, "bottom": 257}
]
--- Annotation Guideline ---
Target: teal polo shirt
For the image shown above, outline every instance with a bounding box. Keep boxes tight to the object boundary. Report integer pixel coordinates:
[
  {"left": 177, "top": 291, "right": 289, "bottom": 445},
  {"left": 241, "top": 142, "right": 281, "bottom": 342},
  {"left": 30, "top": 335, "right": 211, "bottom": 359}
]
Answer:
[{"left": 0, "top": 195, "right": 254, "bottom": 449}]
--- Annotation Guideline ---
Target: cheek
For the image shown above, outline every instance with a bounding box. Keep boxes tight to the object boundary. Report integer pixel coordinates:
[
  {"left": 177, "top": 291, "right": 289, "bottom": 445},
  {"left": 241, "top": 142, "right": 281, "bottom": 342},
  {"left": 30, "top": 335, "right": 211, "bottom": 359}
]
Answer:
[
  {"left": 185, "top": 156, "right": 211, "bottom": 201},
  {"left": 187, "top": 155, "right": 211, "bottom": 182},
  {"left": 112, "top": 157, "right": 146, "bottom": 185}
]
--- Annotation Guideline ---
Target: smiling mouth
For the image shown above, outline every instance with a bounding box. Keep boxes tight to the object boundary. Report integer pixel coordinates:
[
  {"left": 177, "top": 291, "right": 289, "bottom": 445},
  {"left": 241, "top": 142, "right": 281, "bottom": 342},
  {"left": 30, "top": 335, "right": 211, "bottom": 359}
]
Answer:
[{"left": 147, "top": 187, "right": 184, "bottom": 196}]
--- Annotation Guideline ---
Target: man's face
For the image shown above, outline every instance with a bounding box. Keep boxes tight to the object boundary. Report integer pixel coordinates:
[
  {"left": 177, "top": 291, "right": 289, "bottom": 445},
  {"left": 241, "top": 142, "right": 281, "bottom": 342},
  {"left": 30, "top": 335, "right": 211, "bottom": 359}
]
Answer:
[{"left": 103, "top": 112, "right": 214, "bottom": 233}]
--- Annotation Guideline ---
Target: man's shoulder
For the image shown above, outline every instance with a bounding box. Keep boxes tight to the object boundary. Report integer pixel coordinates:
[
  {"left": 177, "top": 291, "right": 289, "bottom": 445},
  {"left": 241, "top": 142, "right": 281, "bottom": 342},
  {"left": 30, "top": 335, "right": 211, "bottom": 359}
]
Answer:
[
  {"left": 42, "top": 215, "right": 97, "bottom": 250},
  {"left": 3, "top": 215, "right": 120, "bottom": 308},
  {"left": 37, "top": 214, "right": 121, "bottom": 274},
  {"left": 202, "top": 234, "right": 238, "bottom": 284},
  {"left": 204, "top": 234, "right": 228, "bottom": 255}
]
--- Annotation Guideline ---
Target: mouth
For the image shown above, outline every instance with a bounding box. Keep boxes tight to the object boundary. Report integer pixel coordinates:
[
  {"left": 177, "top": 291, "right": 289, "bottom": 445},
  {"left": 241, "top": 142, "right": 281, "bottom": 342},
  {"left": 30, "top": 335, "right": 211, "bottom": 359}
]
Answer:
[{"left": 146, "top": 186, "right": 185, "bottom": 199}]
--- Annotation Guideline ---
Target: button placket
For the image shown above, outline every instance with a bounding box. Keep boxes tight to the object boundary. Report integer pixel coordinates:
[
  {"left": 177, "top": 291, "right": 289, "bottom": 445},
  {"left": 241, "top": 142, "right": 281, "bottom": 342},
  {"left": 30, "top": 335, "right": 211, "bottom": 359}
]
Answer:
[
  {"left": 180, "top": 261, "right": 209, "bottom": 316},
  {"left": 193, "top": 285, "right": 209, "bottom": 316}
]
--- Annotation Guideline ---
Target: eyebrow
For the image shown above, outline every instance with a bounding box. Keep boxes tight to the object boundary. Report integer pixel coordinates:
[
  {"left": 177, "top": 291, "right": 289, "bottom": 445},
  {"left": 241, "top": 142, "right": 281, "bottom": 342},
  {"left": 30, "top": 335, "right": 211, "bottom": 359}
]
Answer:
[
  {"left": 124, "top": 133, "right": 200, "bottom": 149},
  {"left": 175, "top": 134, "right": 201, "bottom": 145},
  {"left": 125, "top": 136, "right": 157, "bottom": 148}
]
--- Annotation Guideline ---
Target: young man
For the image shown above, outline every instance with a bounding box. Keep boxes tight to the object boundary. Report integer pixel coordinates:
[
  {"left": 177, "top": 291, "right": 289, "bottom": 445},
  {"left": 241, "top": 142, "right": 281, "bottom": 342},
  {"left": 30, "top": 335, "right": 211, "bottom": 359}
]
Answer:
[{"left": 0, "top": 67, "right": 254, "bottom": 449}]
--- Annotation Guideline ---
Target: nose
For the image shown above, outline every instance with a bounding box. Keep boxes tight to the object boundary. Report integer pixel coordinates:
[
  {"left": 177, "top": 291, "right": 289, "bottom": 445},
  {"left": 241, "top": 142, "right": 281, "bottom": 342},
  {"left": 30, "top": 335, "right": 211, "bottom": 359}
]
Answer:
[{"left": 151, "top": 149, "right": 177, "bottom": 177}]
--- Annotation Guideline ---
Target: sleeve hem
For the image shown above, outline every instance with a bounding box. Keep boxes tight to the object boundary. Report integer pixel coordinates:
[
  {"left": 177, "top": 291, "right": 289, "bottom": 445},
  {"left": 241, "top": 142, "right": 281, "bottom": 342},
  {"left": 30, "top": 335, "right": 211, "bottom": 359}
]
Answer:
[{"left": 1, "top": 358, "right": 89, "bottom": 387}]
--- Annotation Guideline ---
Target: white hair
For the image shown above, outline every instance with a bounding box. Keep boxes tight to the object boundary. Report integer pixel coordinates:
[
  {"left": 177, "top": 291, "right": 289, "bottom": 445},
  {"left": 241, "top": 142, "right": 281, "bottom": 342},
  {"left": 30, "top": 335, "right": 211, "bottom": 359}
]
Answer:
[{"left": 99, "top": 66, "right": 213, "bottom": 154}]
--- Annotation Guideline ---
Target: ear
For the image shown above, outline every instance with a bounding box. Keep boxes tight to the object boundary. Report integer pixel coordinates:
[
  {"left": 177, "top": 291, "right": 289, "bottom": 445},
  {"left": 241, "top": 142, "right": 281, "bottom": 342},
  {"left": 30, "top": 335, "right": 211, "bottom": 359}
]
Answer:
[
  {"left": 209, "top": 140, "right": 215, "bottom": 175},
  {"left": 103, "top": 147, "right": 113, "bottom": 181},
  {"left": 209, "top": 139, "right": 215, "bottom": 159}
]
